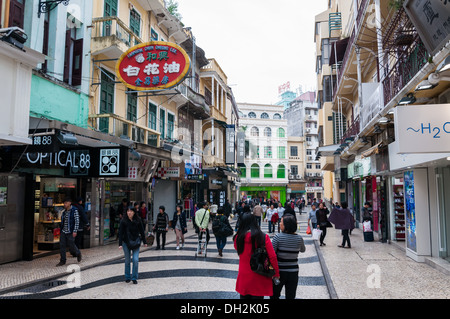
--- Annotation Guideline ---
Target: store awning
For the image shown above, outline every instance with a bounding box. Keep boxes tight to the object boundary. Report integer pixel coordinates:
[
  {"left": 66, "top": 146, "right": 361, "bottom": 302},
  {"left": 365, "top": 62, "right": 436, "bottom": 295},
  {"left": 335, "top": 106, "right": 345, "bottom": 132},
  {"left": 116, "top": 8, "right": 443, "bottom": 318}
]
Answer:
[
  {"left": 360, "top": 142, "right": 382, "bottom": 158},
  {"left": 329, "top": 37, "right": 349, "bottom": 66}
]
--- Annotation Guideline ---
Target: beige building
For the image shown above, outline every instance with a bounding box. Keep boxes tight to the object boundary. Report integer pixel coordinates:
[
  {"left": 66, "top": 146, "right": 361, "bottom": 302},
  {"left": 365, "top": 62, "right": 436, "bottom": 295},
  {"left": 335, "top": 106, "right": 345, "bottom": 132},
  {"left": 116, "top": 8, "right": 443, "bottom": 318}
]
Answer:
[{"left": 287, "top": 136, "right": 306, "bottom": 200}]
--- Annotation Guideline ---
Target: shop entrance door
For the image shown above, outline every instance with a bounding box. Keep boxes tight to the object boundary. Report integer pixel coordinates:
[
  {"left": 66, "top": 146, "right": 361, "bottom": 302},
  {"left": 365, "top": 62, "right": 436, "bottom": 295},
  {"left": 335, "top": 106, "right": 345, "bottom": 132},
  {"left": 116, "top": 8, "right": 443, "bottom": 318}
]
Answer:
[{"left": 436, "top": 167, "right": 450, "bottom": 261}]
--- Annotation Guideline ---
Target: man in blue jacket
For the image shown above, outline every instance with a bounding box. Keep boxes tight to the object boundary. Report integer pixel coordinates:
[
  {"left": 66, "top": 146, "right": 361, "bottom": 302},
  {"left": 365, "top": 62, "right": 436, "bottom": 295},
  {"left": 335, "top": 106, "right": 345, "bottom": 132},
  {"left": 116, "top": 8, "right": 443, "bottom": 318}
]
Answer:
[{"left": 57, "top": 197, "right": 82, "bottom": 266}]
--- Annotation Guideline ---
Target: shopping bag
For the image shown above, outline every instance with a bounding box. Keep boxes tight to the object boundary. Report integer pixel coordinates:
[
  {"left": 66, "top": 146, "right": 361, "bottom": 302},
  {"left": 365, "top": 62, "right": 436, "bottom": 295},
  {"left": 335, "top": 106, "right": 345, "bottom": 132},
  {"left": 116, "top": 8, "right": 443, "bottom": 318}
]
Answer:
[
  {"left": 312, "top": 228, "right": 322, "bottom": 240},
  {"left": 145, "top": 233, "right": 155, "bottom": 246},
  {"left": 363, "top": 221, "right": 372, "bottom": 232},
  {"left": 306, "top": 225, "right": 312, "bottom": 235}
]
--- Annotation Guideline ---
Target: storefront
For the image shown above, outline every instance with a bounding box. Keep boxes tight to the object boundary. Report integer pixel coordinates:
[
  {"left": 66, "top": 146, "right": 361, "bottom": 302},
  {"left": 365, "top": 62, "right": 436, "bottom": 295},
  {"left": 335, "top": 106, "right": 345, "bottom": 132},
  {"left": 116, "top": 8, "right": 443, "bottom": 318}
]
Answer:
[{"left": 239, "top": 186, "right": 287, "bottom": 204}]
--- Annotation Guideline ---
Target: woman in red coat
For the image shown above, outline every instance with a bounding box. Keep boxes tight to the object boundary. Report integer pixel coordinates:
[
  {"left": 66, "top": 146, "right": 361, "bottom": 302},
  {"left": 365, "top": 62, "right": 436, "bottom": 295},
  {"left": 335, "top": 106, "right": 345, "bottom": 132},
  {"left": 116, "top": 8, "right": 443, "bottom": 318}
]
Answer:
[{"left": 234, "top": 212, "right": 280, "bottom": 299}]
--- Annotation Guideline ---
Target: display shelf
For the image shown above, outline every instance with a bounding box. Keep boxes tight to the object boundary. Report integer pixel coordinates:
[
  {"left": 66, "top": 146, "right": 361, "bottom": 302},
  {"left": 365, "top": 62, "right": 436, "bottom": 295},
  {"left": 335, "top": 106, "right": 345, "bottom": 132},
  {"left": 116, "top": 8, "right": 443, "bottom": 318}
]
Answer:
[{"left": 393, "top": 184, "right": 405, "bottom": 241}]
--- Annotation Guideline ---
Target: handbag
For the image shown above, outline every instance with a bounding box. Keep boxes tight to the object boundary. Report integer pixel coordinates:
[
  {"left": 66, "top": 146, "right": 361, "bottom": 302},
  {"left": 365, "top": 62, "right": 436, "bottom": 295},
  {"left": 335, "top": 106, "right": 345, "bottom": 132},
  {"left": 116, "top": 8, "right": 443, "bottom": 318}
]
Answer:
[
  {"left": 250, "top": 236, "right": 275, "bottom": 277},
  {"left": 145, "top": 232, "right": 155, "bottom": 246}
]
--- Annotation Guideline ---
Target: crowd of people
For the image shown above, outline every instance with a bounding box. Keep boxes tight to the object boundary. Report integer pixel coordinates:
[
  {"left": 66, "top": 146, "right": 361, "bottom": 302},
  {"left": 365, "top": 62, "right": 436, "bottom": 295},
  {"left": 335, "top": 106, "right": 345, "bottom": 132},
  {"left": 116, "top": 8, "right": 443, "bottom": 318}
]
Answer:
[{"left": 60, "top": 194, "right": 365, "bottom": 296}]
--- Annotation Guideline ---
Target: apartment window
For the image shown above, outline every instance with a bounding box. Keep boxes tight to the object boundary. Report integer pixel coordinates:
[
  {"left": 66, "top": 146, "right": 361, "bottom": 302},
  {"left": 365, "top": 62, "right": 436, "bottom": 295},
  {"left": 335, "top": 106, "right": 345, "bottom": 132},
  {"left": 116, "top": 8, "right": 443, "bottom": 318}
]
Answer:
[
  {"left": 306, "top": 136, "right": 312, "bottom": 142},
  {"left": 261, "top": 112, "right": 269, "bottom": 119},
  {"left": 277, "top": 128, "right": 285, "bottom": 137},
  {"left": 130, "top": 9, "right": 141, "bottom": 37},
  {"left": 240, "top": 165, "right": 246, "bottom": 178},
  {"left": 307, "top": 164, "right": 312, "bottom": 169},
  {"left": 264, "top": 127, "right": 272, "bottom": 137},
  {"left": 290, "top": 146, "right": 298, "bottom": 157},
  {"left": 277, "top": 146, "right": 286, "bottom": 159},
  {"left": 291, "top": 165, "right": 298, "bottom": 175},
  {"left": 8, "top": 0, "right": 25, "bottom": 29},
  {"left": 64, "top": 27, "right": 83, "bottom": 86},
  {"left": 150, "top": 27, "right": 158, "bottom": 41},
  {"left": 264, "top": 164, "right": 273, "bottom": 178},
  {"left": 250, "top": 127, "right": 259, "bottom": 137},
  {"left": 277, "top": 164, "right": 286, "bottom": 179},
  {"left": 273, "top": 113, "right": 281, "bottom": 119},
  {"left": 264, "top": 146, "right": 272, "bottom": 158},
  {"left": 99, "top": 69, "right": 115, "bottom": 133},
  {"left": 323, "top": 75, "right": 336, "bottom": 102},
  {"left": 321, "top": 38, "right": 338, "bottom": 66},
  {"left": 248, "top": 112, "right": 256, "bottom": 118},
  {"left": 251, "top": 164, "right": 260, "bottom": 178},
  {"left": 316, "top": 164, "right": 321, "bottom": 169},
  {"left": 148, "top": 102, "right": 157, "bottom": 130},
  {"left": 306, "top": 149, "right": 312, "bottom": 155},
  {"left": 159, "top": 108, "right": 165, "bottom": 139},
  {"left": 167, "top": 113, "right": 174, "bottom": 141}
]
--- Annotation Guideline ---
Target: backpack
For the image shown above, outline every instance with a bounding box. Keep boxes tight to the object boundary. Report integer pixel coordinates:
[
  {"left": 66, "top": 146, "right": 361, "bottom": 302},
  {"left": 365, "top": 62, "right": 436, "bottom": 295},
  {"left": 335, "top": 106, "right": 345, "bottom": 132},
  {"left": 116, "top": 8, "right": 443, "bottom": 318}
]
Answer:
[{"left": 212, "top": 215, "right": 233, "bottom": 237}]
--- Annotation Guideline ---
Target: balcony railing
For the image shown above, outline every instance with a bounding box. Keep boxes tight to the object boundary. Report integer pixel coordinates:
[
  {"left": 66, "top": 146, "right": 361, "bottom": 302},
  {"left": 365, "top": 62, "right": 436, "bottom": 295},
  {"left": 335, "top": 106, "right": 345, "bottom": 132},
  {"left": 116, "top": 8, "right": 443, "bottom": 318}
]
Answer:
[
  {"left": 88, "top": 113, "right": 161, "bottom": 147},
  {"left": 92, "top": 16, "right": 143, "bottom": 49},
  {"left": 340, "top": 116, "right": 360, "bottom": 145},
  {"left": 381, "top": 8, "right": 429, "bottom": 106}
]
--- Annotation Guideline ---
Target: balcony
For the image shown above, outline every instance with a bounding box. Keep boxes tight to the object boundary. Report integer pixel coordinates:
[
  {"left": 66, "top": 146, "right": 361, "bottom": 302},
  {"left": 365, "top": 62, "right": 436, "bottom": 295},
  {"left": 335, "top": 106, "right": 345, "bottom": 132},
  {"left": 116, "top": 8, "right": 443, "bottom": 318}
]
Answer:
[
  {"left": 339, "top": 116, "right": 360, "bottom": 145},
  {"left": 88, "top": 113, "right": 161, "bottom": 147},
  {"left": 91, "top": 16, "right": 143, "bottom": 59}
]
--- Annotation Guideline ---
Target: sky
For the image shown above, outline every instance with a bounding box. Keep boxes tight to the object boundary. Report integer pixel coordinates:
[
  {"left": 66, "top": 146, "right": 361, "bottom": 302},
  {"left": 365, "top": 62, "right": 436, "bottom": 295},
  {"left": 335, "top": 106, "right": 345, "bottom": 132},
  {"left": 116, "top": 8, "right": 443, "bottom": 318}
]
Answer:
[{"left": 176, "top": 0, "right": 328, "bottom": 105}]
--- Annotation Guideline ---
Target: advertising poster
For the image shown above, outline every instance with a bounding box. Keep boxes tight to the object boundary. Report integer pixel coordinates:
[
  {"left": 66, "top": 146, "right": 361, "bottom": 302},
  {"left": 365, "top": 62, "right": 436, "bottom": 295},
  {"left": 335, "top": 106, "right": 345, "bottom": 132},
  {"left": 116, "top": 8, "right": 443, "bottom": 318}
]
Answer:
[{"left": 404, "top": 171, "right": 417, "bottom": 252}]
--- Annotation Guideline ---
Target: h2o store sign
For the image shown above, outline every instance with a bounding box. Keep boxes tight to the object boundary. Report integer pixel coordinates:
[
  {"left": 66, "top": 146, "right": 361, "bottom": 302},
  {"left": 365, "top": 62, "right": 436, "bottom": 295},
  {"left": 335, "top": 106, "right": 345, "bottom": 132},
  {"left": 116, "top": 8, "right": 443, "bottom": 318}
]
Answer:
[
  {"left": 395, "top": 104, "right": 450, "bottom": 154},
  {"left": 116, "top": 41, "right": 191, "bottom": 91}
]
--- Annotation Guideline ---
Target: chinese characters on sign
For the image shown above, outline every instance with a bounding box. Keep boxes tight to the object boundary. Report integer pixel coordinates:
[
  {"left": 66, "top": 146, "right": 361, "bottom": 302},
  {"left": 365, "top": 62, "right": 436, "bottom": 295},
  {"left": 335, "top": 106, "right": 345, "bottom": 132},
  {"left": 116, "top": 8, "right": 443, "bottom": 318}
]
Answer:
[{"left": 116, "top": 41, "right": 191, "bottom": 91}]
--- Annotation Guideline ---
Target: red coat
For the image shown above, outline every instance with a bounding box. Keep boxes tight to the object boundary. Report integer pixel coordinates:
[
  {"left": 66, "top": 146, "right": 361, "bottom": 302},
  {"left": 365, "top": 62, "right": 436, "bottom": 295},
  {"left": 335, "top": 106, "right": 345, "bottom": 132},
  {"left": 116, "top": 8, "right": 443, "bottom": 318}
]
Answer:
[{"left": 234, "top": 233, "right": 280, "bottom": 297}]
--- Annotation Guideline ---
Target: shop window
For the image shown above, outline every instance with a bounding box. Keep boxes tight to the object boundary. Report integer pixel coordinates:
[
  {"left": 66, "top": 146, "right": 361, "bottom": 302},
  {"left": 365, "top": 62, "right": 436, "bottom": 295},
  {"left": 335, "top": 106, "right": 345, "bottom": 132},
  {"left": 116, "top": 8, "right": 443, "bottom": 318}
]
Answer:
[
  {"left": 251, "top": 164, "right": 260, "bottom": 178},
  {"left": 264, "top": 164, "right": 273, "bottom": 178}
]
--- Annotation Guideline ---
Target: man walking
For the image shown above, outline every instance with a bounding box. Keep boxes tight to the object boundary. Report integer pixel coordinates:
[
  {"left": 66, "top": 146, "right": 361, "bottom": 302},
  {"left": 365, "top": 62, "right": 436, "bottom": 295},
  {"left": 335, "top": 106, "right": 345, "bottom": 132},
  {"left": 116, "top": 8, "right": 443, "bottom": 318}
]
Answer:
[{"left": 57, "top": 197, "right": 82, "bottom": 266}]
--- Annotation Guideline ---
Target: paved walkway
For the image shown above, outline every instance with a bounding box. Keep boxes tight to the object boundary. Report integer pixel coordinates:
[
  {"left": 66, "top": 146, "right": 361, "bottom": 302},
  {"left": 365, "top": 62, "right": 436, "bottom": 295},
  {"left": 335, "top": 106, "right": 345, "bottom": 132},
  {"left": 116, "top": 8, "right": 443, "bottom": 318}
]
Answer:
[{"left": 0, "top": 210, "right": 449, "bottom": 298}]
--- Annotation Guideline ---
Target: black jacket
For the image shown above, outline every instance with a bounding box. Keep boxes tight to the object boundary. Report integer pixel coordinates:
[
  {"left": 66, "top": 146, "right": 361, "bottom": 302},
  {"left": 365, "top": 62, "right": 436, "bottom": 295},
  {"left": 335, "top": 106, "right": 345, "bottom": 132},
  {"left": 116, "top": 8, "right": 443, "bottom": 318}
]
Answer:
[
  {"left": 172, "top": 211, "right": 187, "bottom": 234},
  {"left": 119, "top": 216, "right": 145, "bottom": 248},
  {"left": 316, "top": 208, "right": 330, "bottom": 226}
]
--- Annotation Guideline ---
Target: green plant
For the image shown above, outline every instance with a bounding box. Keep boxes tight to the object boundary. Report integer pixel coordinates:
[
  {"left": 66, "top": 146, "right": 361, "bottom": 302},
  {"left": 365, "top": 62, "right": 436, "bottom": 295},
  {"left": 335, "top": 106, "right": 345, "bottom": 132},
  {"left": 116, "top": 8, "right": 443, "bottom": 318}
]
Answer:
[
  {"left": 166, "top": 0, "right": 183, "bottom": 22},
  {"left": 388, "top": 0, "right": 404, "bottom": 10}
]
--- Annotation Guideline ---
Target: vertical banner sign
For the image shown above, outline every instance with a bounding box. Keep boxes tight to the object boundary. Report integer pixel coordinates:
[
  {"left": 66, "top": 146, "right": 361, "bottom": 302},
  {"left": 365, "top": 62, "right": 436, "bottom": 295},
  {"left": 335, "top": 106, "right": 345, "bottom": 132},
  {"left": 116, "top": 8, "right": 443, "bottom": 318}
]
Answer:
[
  {"left": 236, "top": 131, "right": 246, "bottom": 165},
  {"left": 116, "top": 41, "right": 191, "bottom": 91},
  {"left": 225, "top": 125, "right": 235, "bottom": 165}
]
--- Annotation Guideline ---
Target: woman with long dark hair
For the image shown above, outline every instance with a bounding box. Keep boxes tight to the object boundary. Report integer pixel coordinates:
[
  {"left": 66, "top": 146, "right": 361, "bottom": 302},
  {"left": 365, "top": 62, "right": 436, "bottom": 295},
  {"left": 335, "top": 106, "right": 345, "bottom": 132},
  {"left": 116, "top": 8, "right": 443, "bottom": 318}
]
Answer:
[{"left": 234, "top": 213, "right": 280, "bottom": 299}]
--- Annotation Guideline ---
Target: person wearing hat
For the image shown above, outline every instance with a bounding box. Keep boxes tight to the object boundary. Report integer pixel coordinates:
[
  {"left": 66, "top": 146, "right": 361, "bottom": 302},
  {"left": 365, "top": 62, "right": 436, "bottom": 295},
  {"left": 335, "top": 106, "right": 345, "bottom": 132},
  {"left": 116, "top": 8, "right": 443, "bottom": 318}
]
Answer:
[{"left": 57, "top": 197, "right": 82, "bottom": 266}]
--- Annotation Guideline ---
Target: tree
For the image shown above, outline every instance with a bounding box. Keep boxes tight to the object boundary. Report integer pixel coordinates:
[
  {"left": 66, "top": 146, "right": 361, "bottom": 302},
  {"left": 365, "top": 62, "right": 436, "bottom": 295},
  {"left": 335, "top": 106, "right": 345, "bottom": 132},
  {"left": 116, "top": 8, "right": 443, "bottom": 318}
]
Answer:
[{"left": 166, "top": 0, "right": 183, "bottom": 22}]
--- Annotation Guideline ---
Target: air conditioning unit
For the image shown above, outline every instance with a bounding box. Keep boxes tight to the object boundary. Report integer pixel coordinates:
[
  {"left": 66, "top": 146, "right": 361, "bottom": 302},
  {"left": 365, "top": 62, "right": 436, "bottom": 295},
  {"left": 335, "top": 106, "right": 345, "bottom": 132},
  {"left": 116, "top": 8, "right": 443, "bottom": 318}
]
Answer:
[
  {"left": 289, "top": 174, "right": 294, "bottom": 179},
  {"left": 296, "top": 174, "right": 301, "bottom": 179},
  {"left": 307, "top": 156, "right": 312, "bottom": 160},
  {"left": 306, "top": 128, "right": 310, "bottom": 133},
  {"left": 307, "top": 142, "right": 312, "bottom": 146}
]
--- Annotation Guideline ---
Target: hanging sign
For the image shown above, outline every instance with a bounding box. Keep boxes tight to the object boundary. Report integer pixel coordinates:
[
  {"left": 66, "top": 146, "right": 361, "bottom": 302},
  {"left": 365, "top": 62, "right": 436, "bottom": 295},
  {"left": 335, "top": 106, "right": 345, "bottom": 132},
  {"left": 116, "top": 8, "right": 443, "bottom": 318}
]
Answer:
[{"left": 115, "top": 41, "right": 191, "bottom": 91}]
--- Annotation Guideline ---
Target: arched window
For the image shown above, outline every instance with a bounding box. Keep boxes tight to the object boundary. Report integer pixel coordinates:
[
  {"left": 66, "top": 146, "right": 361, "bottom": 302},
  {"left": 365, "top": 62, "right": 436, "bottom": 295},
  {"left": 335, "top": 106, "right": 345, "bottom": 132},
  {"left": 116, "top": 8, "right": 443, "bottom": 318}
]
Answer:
[
  {"left": 264, "top": 164, "right": 273, "bottom": 178},
  {"left": 273, "top": 113, "right": 281, "bottom": 119},
  {"left": 264, "top": 127, "right": 272, "bottom": 137},
  {"left": 250, "top": 126, "right": 259, "bottom": 136},
  {"left": 251, "top": 164, "right": 260, "bottom": 178},
  {"left": 277, "top": 164, "right": 286, "bottom": 178},
  {"left": 277, "top": 127, "right": 285, "bottom": 137},
  {"left": 240, "top": 165, "right": 246, "bottom": 178},
  {"left": 261, "top": 112, "right": 269, "bottom": 119},
  {"left": 248, "top": 112, "right": 256, "bottom": 118}
]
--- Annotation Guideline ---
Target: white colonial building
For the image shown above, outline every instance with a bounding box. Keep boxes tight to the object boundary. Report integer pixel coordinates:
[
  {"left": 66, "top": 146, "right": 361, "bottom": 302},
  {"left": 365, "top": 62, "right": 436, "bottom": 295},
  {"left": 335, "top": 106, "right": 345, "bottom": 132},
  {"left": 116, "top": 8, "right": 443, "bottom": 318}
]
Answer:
[{"left": 237, "top": 103, "right": 289, "bottom": 203}]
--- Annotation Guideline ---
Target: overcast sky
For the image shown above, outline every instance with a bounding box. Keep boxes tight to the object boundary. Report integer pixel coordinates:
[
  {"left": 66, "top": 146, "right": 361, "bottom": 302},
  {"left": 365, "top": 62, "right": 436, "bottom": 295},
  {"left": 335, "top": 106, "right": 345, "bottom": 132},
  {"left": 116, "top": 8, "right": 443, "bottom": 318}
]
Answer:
[{"left": 176, "top": 0, "right": 327, "bottom": 105}]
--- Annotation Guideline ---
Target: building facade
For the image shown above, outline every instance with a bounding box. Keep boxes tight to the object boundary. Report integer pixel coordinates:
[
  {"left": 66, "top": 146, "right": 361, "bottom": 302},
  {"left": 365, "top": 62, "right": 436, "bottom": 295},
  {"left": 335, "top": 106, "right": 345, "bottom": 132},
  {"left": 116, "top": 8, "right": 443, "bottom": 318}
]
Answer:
[
  {"left": 315, "top": 0, "right": 450, "bottom": 271},
  {"left": 237, "top": 103, "right": 288, "bottom": 204}
]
